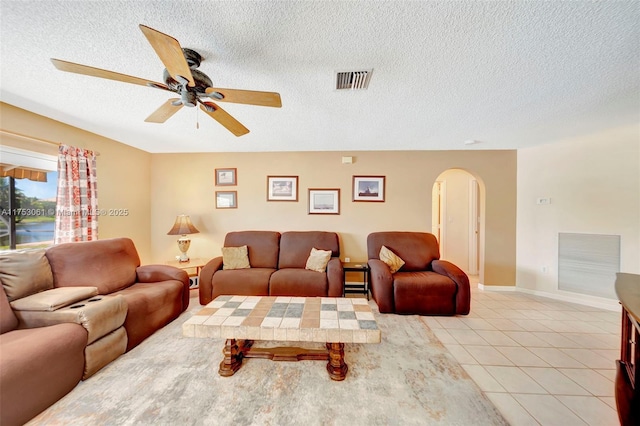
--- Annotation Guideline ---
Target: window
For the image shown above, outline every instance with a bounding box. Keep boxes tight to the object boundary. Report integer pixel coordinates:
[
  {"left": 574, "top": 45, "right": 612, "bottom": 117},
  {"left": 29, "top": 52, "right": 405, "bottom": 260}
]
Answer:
[
  {"left": 0, "top": 173, "right": 57, "bottom": 249},
  {"left": 0, "top": 146, "right": 57, "bottom": 250}
]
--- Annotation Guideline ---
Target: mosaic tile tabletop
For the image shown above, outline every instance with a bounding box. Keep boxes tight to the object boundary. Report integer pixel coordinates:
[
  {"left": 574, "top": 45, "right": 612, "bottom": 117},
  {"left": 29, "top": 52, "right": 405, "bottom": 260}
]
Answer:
[{"left": 183, "top": 295, "right": 381, "bottom": 344}]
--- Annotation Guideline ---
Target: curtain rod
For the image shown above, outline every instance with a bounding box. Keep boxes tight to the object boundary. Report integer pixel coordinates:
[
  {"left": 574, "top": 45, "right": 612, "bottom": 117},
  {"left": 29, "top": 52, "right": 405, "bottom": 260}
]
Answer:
[{"left": 0, "top": 129, "right": 101, "bottom": 156}]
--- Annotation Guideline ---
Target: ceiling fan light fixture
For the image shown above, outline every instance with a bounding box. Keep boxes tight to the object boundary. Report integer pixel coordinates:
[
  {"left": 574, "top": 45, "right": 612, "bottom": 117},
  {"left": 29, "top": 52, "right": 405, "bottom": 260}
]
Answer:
[{"left": 181, "top": 90, "right": 197, "bottom": 107}]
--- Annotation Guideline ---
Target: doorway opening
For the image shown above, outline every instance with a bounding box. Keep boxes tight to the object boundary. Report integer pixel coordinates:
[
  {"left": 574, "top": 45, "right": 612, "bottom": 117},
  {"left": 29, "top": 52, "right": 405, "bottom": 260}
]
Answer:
[{"left": 431, "top": 169, "right": 484, "bottom": 279}]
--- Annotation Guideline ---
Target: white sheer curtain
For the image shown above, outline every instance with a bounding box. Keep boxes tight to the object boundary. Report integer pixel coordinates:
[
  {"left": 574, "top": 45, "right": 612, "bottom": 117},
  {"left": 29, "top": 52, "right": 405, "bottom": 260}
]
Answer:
[{"left": 54, "top": 144, "right": 98, "bottom": 243}]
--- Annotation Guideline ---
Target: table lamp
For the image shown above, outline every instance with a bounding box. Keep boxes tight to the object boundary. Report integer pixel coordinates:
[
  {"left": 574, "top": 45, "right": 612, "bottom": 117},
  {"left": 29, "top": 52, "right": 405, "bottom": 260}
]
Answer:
[{"left": 167, "top": 214, "right": 200, "bottom": 262}]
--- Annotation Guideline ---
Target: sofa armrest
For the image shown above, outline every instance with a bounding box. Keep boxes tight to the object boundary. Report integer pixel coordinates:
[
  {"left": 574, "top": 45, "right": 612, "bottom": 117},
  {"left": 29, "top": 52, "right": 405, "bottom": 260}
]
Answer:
[
  {"left": 326, "top": 257, "right": 344, "bottom": 297},
  {"left": 368, "top": 259, "right": 394, "bottom": 313},
  {"left": 136, "top": 265, "right": 190, "bottom": 310},
  {"left": 136, "top": 264, "right": 187, "bottom": 283},
  {"left": 431, "top": 259, "right": 470, "bottom": 315},
  {"left": 199, "top": 257, "right": 223, "bottom": 305}
]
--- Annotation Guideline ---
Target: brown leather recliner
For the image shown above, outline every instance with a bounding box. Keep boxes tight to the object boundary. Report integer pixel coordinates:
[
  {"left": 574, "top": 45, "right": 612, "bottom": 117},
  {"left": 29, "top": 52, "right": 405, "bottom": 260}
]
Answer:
[{"left": 367, "top": 232, "right": 470, "bottom": 316}]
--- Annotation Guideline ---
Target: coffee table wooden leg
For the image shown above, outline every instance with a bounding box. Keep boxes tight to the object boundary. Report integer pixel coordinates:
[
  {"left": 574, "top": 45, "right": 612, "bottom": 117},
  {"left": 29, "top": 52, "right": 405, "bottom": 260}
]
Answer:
[
  {"left": 326, "top": 342, "right": 348, "bottom": 381},
  {"left": 219, "top": 338, "right": 243, "bottom": 377}
]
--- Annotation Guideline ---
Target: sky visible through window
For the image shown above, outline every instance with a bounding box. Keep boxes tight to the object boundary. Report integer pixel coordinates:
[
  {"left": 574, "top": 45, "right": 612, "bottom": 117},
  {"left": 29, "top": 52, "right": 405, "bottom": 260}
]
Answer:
[{"left": 16, "top": 172, "right": 58, "bottom": 200}]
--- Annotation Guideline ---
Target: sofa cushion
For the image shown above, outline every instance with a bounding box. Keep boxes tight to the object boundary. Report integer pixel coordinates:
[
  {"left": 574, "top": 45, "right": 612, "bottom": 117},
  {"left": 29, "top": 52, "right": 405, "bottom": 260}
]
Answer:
[
  {"left": 10, "top": 286, "right": 98, "bottom": 311},
  {"left": 46, "top": 238, "right": 140, "bottom": 294},
  {"left": 0, "top": 249, "right": 53, "bottom": 301},
  {"left": 224, "top": 231, "right": 280, "bottom": 269},
  {"left": 113, "top": 280, "right": 184, "bottom": 351},
  {"left": 269, "top": 268, "right": 328, "bottom": 296},
  {"left": 222, "top": 245, "right": 251, "bottom": 270},
  {"left": 279, "top": 231, "right": 339, "bottom": 269},
  {"left": 379, "top": 245, "right": 405, "bottom": 273},
  {"left": 212, "top": 268, "right": 274, "bottom": 298},
  {"left": 305, "top": 248, "right": 332, "bottom": 272},
  {"left": 393, "top": 271, "right": 457, "bottom": 315}
]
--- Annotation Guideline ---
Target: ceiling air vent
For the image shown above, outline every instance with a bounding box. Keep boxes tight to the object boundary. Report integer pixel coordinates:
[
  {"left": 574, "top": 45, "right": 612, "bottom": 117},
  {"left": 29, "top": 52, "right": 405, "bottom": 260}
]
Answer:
[{"left": 335, "top": 69, "right": 372, "bottom": 90}]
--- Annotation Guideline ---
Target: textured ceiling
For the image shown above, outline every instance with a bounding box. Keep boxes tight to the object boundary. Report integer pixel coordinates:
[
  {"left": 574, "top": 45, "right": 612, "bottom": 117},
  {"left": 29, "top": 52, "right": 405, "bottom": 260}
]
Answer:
[{"left": 1, "top": 1, "right": 638, "bottom": 153}]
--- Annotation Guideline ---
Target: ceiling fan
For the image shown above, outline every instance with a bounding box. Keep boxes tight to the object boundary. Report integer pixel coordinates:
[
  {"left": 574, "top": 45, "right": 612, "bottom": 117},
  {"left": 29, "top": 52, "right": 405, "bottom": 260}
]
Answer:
[{"left": 51, "top": 24, "right": 282, "bottom": 137}]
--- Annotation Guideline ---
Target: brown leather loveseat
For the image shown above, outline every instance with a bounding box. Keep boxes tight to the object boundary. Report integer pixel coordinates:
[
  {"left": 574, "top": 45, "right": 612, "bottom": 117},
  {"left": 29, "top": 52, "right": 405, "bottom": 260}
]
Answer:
[
  {"left": 367, "top": 231, "right": 470, "bottom": 316},
  {"left": 199, "top": 230, "right": 343, "bottom": 304},
  {"left": 0, "top": 237, "right": 190, "bottom": 425}
]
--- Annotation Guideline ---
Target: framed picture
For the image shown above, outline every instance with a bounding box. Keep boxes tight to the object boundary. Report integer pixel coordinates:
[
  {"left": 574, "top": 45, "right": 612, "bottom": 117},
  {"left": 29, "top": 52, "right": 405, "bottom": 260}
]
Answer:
[
  {"left": 267, "top": 176, "right": 298, "bottom": 201},
  {"left": 215, "top": 191, "right": 237, "bottom": 209},
  {"left": 215, "top": 168, "right": 237, "bottom": 186},
  {"left": 353, "top": 176, "right": 385, "bottom": 202},
  {"left": 308, "top": 188, "right": 340, "bottom": 215}
]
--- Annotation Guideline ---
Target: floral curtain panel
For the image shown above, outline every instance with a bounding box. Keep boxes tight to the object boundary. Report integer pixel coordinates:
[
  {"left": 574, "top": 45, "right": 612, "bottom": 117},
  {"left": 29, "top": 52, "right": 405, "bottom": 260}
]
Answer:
[{"left": 54, "top": 145, "right": 98, "bottom": 243}]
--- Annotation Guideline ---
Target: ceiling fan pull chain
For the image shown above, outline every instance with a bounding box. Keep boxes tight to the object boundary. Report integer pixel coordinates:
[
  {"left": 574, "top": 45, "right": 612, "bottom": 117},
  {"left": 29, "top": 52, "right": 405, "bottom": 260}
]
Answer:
[{"left": 196, "top": 105, "right": 200, "bottom": 129}]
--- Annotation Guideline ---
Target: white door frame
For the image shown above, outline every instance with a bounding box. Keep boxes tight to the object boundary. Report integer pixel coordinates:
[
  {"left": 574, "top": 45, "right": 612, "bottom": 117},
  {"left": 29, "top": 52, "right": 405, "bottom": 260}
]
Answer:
[{"left": 468, "top": 179, "right": 479, "bottom": 274}]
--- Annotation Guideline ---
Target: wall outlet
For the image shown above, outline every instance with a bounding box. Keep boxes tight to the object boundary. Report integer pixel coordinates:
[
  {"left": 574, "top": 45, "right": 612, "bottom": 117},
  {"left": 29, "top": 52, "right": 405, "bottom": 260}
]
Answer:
[
  {"left": 345, "top": 257, "right": 351, "bottom": 263},
  {"left": 536, "top": 197, "right": 551, "bottom": 205}
]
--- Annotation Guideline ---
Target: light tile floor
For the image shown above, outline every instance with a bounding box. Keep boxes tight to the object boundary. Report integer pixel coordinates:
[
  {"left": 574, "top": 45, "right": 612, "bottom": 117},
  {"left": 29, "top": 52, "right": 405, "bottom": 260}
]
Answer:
[{"left": 422, "top": 278, "right": 621, "bottom": 426}]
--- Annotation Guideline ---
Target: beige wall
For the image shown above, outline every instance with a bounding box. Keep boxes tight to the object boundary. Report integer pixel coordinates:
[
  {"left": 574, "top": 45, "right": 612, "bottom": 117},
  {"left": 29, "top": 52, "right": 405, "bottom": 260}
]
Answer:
[
  {"left": 516, "top": 124, "right": 640, "bottom": 300},
  {"left": 0, "top": 103, "right": 153, "bottom": 262},
  {"left": 1, "top": 102, "right": 517, "bottom": 284},
  {"left": 151, "top": 150, "right": 517, "bottom": 286}
]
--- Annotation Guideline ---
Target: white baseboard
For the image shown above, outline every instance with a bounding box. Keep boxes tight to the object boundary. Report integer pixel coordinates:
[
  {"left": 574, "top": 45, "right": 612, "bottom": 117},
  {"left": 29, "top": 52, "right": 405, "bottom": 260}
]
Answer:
[
  {"left": 477, "top": 283, "right": 620, "bottom": 311},
  {"left": 477, "top": 283, "right": 515, "bottom": 292}
]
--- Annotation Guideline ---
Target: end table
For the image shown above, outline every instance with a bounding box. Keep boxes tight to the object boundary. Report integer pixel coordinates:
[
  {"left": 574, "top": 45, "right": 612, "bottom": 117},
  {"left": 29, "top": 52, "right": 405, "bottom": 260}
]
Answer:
[
  {"left": 343, "top": 262, "right": 369, "bottom": 300},
  {"left": 166, "top": 257, "right": 206, "bottom": 289}
]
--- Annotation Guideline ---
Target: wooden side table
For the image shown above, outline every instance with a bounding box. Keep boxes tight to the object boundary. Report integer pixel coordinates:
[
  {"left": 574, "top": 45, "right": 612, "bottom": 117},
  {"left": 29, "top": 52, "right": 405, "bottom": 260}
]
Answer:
[
  {"left": 343, "top": 262, "right": 369, "bottom": 300},
  {"left": 166, "top": 258, "right": 206, "bottom": 289}
]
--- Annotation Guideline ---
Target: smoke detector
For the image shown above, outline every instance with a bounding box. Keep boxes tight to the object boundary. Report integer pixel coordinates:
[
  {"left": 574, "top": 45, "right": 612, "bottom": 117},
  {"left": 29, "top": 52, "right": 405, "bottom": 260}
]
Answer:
[{"left": 335, "top": 69, "right": 372, "bottom": 90}]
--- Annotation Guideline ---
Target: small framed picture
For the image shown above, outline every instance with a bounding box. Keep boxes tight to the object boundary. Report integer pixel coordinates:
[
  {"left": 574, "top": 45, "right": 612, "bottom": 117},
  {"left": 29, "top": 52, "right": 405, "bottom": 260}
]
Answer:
[
  {"left": 267, "top": 176, "right": 298, "bottom": 201},
  {"left": 215, "top": 168, "right": 237, "bottom": 186},
  {"left": 215, "top": 191, "right": 237, "bottom": 209},
  {"left": 353, "top": 176, "right": 385, "bottom": 202},
  {"left": 308, "top": 188, "right": 340, "bottom": 215}
]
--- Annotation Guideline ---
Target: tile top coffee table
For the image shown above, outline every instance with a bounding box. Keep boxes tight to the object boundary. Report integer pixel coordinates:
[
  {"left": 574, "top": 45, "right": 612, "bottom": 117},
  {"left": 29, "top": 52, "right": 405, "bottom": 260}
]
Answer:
[{"left": 182, "top": 295, "right": 381, "bottom": 381}]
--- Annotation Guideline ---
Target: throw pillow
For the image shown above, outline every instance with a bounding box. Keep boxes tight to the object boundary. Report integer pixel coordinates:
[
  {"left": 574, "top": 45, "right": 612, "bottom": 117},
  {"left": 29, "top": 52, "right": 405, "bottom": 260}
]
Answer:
[
  {"left": 305, "top": 247, "right": 332, "bottom": 273},
  {"left": 10, "top": 286, "right": 99, "bottom": 311},
  {"left": 0, "top": 249, "right": 54, "bottom": 301},
  {"left": 221, "top": 245, "right": 251, "bottom": 270},
  {"left": 379, "top": 245, "right": 405, "bottom": 273}
]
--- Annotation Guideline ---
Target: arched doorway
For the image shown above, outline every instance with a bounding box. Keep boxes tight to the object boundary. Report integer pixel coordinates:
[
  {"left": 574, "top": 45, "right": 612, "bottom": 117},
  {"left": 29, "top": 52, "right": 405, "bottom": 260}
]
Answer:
[{"left": 431, "top": 168, "right": 484, "bottom": 279}]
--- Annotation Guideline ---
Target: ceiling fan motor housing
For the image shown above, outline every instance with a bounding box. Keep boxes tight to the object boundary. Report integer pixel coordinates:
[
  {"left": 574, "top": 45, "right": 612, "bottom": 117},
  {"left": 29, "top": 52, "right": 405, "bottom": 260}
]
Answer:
[{"left": 182, "top": 48, "right": 202, "bottom": 69}]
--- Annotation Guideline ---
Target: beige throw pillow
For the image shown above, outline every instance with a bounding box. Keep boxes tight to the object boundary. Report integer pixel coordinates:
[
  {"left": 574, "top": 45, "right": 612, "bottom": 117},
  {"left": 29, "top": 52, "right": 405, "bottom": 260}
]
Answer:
[
  {"left": 10, "top": 286, "right": 99, "bottom": 311},
  {"left": 305, "top": 247, "right": 332, "bottom": 273},
  {"left": 0, "top": 249, "right": 54, "bottom": 301},
  {"left": 379, "top": 245, "right": 405, "bottom": 273},
  {"left": 221, "top": 245, "right": 251, "bottom": 270}
]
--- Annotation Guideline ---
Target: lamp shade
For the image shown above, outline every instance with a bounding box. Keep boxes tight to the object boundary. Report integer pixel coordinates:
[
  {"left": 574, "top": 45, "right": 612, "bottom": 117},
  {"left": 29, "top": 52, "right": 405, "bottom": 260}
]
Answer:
[{"left": 167, "top": 215, "right": 200, "bottom": 235}]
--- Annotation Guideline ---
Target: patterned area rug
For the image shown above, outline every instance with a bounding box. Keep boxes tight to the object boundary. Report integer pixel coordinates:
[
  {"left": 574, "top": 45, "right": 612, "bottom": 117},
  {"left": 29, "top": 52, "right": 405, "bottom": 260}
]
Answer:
[{"left": 29, "top": 297, "right": 507, "bottom": 425}]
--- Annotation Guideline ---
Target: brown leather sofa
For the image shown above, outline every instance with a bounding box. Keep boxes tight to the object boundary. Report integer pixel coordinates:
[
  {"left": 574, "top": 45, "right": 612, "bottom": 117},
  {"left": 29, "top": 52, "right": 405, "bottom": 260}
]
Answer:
[
  {"left": 45, "top": 237, "right": 190, "bottom": 351},
  {"left": 199, "top": 230, "right": 343, "bottom": 304},
  {"left": 0, "top": 237, "right": 190, "bottom": 425},
  {"left": 0, "top": 285, "right": 87, "bottom": 426},
  {"left": 367, "top": 232, "right": 470, "bottom": 316}
]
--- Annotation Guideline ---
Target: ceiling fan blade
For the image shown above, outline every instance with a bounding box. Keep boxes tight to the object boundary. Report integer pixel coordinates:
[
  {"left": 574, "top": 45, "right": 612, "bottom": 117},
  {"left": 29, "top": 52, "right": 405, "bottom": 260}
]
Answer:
[
  {"left": 205, "top": 87, "right": 282, "bottom": 107},
  {"left": 51, "top": 58, "right": 169, "bottom": 90},
  {"left": 145, "top": 98, "right": 183, "bottom": 123},
  {"left": 139, "top": 24, "right": 194, "bottom": 87},
  {"left": 199, "top": 102, "right": 249, "bottom": 137}
]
